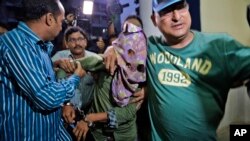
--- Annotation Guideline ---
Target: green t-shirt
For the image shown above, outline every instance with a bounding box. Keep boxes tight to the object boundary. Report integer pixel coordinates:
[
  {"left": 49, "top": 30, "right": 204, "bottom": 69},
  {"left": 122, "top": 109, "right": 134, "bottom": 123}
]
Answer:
[{"left": 147, "top": 31, "right": 250, "bottom": 141}]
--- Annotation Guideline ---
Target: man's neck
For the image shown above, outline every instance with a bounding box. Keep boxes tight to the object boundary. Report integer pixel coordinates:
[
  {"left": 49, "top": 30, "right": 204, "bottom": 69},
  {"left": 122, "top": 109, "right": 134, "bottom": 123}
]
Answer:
[
  {"left": 164, "top": 31, "right": 194, "bottom": 49},
  {"left": 26, "top": 19, "right": 47, "bottom": 41},
  {"left": 71, "top": 51, "right": 85, "bottom": 59}
]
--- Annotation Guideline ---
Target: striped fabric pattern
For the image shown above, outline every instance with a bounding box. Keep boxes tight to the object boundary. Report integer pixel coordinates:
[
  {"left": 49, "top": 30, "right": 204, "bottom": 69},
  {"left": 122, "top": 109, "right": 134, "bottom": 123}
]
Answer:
[
  {"left": 107, "top": 109, "right": 118, "bottom": 129},
  {"left": 0, "top": 22, "right": 80, "bottom": 141}
]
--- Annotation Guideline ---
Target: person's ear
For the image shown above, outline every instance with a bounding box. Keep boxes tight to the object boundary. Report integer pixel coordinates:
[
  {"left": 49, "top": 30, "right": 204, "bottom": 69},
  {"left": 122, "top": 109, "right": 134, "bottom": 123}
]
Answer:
[
  {"left": 64, "top": 42, "right": 69, "bottom": 49},
  {"left": 85, "top": 39, "right": 88, "bottom": 47},
  {"left": 45, "top": 13, "right": 55, "bottom": 26},
  {"left": 63, "top": 37, "right": 69, "bottom": 49},
  {"left": 151, "top": 14, "right": 157, "bottom": 26}
]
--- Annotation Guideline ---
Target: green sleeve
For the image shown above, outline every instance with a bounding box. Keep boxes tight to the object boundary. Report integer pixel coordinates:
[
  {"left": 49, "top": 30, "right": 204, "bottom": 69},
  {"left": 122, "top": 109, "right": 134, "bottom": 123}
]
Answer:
[
  {"left": 56, "top": 55, "right": 105, "bottom": 79},
  {"left": 114, "top": 102, "right": 137, "bottom": 124},
  {"left": 223, "top": 34, "right": 250, "bottom": 82}
]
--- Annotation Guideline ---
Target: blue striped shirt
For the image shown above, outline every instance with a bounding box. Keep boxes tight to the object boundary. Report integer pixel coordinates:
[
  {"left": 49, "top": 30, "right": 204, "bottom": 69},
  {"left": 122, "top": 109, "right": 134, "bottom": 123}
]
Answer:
[{"left": 0, "top": 22, "right": 80, "bottom": 141}]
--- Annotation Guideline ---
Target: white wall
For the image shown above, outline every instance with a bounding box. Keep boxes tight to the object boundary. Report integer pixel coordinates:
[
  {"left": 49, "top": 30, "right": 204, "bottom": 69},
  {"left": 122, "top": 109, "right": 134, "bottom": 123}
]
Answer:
[
  {"left": 139, "top": 0, "right": 162, "bottom": 37},
  {"left": 201, "top": 0, "right": 250, "bottom": 45}
]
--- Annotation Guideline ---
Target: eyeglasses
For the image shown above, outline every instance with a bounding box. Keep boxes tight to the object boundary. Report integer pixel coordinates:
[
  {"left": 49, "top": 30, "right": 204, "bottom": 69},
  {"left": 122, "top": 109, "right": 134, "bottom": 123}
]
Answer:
[
  {"left": 68, "top": 37, "right": 86, "bottom": 43},
  {"left": 158, "top": 2, "right": 189, "bottom": 19}
]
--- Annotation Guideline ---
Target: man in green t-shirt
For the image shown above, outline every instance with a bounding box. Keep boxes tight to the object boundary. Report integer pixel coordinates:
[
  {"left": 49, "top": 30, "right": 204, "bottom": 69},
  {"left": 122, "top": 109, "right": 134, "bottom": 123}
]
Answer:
[{"left": 104, "top": 0, "right": 250, "bottom": 140}]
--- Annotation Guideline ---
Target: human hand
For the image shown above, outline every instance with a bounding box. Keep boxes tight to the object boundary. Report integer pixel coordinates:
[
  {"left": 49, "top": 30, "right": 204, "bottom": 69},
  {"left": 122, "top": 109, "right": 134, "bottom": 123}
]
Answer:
[
  {"left": 130, "top": 87, "right": 146, "bottom": 104},
  {"left": 73, "top": 120, "right": 89, "bottom": 141},
  {"left": 103, "top": 46, "right": 117, "bottom": 75},
  {"left": 57, "top": 58, "right": 76, "bottom": 73},
  {"left": 62, "top": 105, "right": 75, "bottom": 124},
  {"left": 74, "top": 61, "right": 86, "bottom": 78}
]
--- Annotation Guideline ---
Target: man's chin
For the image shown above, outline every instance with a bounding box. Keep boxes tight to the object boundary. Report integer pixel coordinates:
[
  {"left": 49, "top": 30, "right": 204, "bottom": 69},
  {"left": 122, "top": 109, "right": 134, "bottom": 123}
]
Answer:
[
  {"left": 72, "top": 50, "right": 84, "bottom": 55},
  {"left": 73, "top": 48, "right": 84, "bottom": 52},
  {"left": 172, "top": 30, "right": 188, "bottom": 39}
]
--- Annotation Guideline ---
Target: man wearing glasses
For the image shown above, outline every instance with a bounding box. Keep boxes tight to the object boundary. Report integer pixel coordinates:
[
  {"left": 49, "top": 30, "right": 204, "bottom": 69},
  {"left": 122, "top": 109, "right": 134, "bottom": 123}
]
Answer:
[{"left": 52, "top": 26, "right": 98, "bottom": 121}]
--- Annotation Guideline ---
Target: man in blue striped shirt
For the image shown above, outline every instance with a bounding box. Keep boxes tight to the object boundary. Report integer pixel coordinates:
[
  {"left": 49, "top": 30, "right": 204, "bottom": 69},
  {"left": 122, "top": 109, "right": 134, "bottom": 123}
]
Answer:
[{"left": 0, "top": 0, "right": 85, "bottom": 140}]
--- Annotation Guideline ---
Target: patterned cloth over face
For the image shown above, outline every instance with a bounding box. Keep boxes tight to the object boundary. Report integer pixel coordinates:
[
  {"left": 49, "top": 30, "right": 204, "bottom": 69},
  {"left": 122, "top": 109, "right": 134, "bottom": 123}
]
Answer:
[
  {"left": 56, "top": 23, "right": 147, "bottom": 108},
  {"left": 112, "top": 23, "right": 147, "bottom": 107}
]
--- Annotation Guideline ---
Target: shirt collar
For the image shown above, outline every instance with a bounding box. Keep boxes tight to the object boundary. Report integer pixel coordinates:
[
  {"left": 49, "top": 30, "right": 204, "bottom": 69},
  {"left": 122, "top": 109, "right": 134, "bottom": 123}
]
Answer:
[
  {"left": 18, "top": 21, "right": 41, "bottom": 43},
  {"left": 17, "top": 21, "right": 54, "bottom": 54}
]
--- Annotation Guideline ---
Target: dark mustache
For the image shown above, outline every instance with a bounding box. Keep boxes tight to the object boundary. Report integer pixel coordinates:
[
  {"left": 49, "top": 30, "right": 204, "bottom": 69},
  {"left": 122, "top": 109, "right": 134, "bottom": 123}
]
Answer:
[{"left": 74, "top": 46, "right": 83, "bottom": 49}]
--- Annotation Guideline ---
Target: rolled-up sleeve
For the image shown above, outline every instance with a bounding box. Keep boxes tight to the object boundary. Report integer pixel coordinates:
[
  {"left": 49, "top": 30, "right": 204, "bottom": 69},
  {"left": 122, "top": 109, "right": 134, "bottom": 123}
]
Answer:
[{"left": 107, "top": 103, "right": 137, "bottom": 128}]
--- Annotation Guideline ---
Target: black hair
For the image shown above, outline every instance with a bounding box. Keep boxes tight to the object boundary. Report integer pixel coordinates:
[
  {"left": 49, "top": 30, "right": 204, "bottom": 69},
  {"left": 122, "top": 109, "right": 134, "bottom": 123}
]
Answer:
[
  {"left": 65, "top": 7, "right": 77, "bottom": 17},
  {"left": 108, "top": 34, "right": 118, "bottom": 39},
  {"left": 108, "top": 33, "right": 118, "bottom": 42},
  {"left": 124, "top": 15, "right": 143, "bottom": 28},
  {"left": 64, "top": 26, "right": 88, "bottom": 42},
  {"left": 21, "top": 0, "right": 62, "bottom": 21}
]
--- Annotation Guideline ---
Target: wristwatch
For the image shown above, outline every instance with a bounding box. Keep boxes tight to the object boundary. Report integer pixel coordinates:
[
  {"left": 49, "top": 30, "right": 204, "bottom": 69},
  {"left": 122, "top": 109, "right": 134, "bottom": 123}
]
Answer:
[
  {"left": 84, "top": 116, "right": 95, "bottom": 128},
  {"left": 63, "top": 102, "right": 74, "bottom": 106}
]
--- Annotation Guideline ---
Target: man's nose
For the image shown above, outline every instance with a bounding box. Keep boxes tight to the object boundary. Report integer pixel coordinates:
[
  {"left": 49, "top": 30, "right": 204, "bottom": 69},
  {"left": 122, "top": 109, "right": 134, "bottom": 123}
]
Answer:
[{"left": 172, "top": 10, "right": 181, "bottom": 21}]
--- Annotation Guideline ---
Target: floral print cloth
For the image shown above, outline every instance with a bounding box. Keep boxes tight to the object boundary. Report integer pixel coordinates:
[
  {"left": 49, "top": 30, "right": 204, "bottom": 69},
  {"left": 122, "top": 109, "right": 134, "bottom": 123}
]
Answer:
[{"left": 112, "top": 23, "right": 147, "bottom": 107}]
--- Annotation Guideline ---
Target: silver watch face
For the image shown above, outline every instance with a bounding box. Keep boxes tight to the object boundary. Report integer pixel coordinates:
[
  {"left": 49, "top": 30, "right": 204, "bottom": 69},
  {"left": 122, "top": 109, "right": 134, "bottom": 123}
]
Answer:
[{"left": 88, "top": 121, "right": 94, "bottom": 128}]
